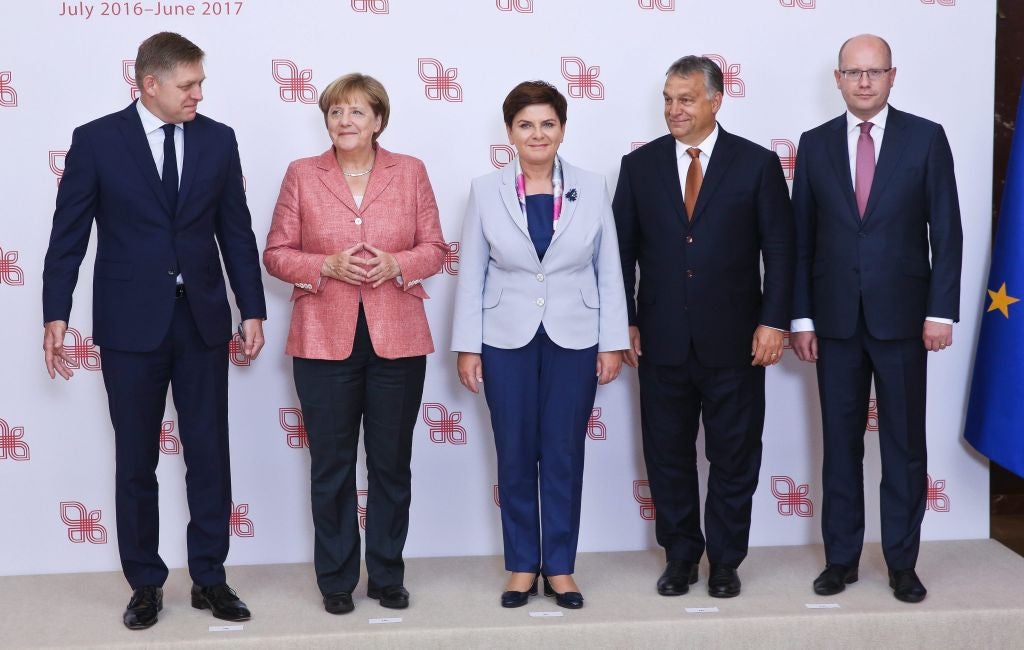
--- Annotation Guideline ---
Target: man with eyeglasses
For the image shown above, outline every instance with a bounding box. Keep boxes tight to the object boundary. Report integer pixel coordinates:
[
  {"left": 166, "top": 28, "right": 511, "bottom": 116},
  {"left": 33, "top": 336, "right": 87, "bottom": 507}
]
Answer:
[{"left": 790, "top": 34, "right": 962, "bottom": 604}]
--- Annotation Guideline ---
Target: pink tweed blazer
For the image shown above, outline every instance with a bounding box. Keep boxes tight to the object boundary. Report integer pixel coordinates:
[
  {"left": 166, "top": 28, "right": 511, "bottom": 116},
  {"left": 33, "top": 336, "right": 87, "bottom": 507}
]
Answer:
[{"left": 264, "top": 146, "right": 446, "bottom": 360}]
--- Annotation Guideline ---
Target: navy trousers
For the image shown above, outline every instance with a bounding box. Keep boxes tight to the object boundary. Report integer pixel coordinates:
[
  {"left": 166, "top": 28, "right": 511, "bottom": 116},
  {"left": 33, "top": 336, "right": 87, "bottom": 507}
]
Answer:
[
  {"left": 817, "top": 308, "right": 928, "bottom": 571},
  {"left": 100, "top": 293, "right": 231, "bottom": 589},
  {"left": 292, "top": 307, "right": 426, "bottom": 596},
  {"left": 482, "top": 328, "right": 598, "bottom": 575}
]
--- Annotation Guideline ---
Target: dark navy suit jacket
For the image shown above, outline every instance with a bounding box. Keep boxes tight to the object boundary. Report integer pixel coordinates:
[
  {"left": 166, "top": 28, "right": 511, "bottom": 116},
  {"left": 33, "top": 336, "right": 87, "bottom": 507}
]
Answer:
[
  {"left": 43, "top": 102, "right": 266, "bottom": 351},
  {"left": 791, "top": 106, "right": 962, "bottom": 339},
  {"left": 613, "top": 128, "right": 795, "bottom": 367}
]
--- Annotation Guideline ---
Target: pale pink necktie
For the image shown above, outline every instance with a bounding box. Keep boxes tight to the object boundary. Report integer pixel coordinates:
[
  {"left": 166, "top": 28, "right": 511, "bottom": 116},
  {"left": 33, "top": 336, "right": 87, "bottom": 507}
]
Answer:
[{"left": 855, "top": 122, "right": 875, "bottom": 218}]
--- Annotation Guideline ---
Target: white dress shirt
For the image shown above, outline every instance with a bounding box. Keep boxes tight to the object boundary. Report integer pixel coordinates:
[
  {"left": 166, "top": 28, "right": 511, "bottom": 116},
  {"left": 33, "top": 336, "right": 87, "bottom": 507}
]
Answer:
[
  {"left": 675, "top": 123, "right": 718, "bottom": 206},
  {"left": 790, "top": 106, "right": 950, "bottom": 332},
  {"left": 136, "top": 100, "right": 184, "bottom": 284}
]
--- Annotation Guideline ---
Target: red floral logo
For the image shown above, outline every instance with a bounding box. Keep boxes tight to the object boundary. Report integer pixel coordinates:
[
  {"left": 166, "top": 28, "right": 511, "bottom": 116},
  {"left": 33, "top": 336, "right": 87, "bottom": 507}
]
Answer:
[
  {"left": 229, "top": 332, "right": 251, "bottom": 366},
  {"left": 229, "top": 501, "right": 254, "bottom": 537},
  {"left": 63, "top": 328, "right": 102, "bottom": 371},
  {"left": 0, "top": 418, "right": 29, "bottom": 461},
  {"left": 490, "top": 144, "right": 515, "bottom": 169},
  {"left": 122, "top": 60, "right": 139, "bottom": 101},
  {"left": 421, "top": 403, "right": 467, "bottom": 444},
  {"left": 60, "top": 501, "right": 108, "bottom": 544},
  {"left": 703, "top": 54, "right": 745, "bottom": 97},
  {"left": 782, "top": 332, "right": 792, "bottom": 349},
  {"left": 638, "top": 0, "right": 674, "bottom": 9},
  {"left": 442, "top": 242, "right": 460, "bottom": 275},
  {"left": 926, "top": 474, "right": 950, "bottom": 512},
  {"left": 493, "top": 484, "right": 501, "bottom": 508},
  {"left": 279, "top": 407, "right": 309, "bottom": 449},
  {"left": 49, "top": 150, "right": 67, "bottom": 187},
  {"left": 272, "top": 60, "right": 318, "bottom": 104},
  {"left": 351, "top": 0, "right": 389, "bottom": 12},
  {"left": 0, "top": 71, "right": 17, "bottom": 107},
  {"left": 633, "top": 480, "right": 656, "bottom": 520},
  {"left": 586, "top": 407, "right": 607, "bottom": 441},
  {"left": 630, "top": 141, "right": 647, "bottom": 152},
  {"left": 780, "top": 0, "right": 815, "bottom": 7},
  {"left": 920, "top": 0, "right": 954, "bottom": 5},
  {"left": 561, "top": 56, "right": 604, "bottom": 100},
  {"left": 0, "top": 248, "right": 25, "bottom": 286},
  {"left": 866, "top": 398, "right": 879, "bottom": 432},
  {"left": 160, "top": 420, "right": 181, "bottom": 455},
  {"left": 357, "top": 489, "right": 368, "bottom": 529},
  {"left": 771, "top": 138, "right": 796, "bottom": 181},
  {"left": 417, "top": 58, "right": 463, "bottom": 102},
  {"left": 496, "top": 0, "right": 533, "bottom": 11},
  {"left": 770, "top": 475, "right": 814, "bottom": 517}
]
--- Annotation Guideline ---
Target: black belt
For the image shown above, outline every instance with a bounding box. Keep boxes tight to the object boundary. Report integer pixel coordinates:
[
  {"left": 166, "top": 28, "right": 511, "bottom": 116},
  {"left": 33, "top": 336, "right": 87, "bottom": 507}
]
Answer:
[{"left": 175, "top": 284, "right": 186, "bottom": 298}]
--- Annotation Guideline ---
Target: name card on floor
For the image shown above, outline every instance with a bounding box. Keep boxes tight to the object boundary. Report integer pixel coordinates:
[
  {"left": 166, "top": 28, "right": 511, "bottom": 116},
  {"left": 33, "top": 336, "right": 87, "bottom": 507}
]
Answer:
[
  {"left": 529, "top": 611, "right": 564, "bottom": 617},
  {"left": 805, "top": 603, "right": 841, "bottom": 609},
  {"left": 685, "top": 607, "right": 720, "bottom": 613},
  {"left": 369, "top": 617, "right": 403, "bottom": 624},
  {"left": 209, "top": 625, "right": 244, "bottom": 632}
]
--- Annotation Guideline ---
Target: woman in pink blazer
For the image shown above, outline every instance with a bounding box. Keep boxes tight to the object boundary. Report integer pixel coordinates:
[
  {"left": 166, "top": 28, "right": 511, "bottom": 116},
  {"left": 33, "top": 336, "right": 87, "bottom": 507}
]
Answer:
[{"left": 263, "top": 73, "right": 446, "bottom": 616}]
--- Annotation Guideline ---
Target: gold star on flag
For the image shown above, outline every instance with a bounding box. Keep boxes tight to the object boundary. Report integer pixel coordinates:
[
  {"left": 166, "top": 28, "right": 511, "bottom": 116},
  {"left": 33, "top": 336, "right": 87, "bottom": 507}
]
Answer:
[{"left": 987, "top": 282, "right": 1020, "bottom": 318}]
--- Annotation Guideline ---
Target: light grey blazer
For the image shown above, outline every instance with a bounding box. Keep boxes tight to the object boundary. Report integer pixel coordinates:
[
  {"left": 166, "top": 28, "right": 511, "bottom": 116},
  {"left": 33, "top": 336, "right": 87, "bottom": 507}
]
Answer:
[{"left": 451, "top": 158, "right": 630, "bottom": 353}]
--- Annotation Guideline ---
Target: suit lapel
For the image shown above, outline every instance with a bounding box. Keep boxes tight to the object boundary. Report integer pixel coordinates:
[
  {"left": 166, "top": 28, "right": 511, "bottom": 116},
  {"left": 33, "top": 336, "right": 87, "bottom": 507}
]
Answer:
[
  {"left": 690, "top": 127, "right": 738, "bottom": 225},
  {"left": 176, "top": 118, "right": 202, "bottom": 211},
  {"left": 499, "top": 162, "right": 531, "bottom": 239},
  {"left": 315, "top": 149, "right": 359, "bottom": 214},
  {"left": 359, "top": 146, "right": 396, "bottom": 213},
  {"left": 825, "top": 114, "right": 861, "bottom": 224},
  {"left": 862, "top": 107, "right": 907, "bottom": 224},
  {"left": 656, "top": 136, "right": 686, "bottom": 222},
  {"left": 118, "top": 103, "right": 172, "bottom": 216},
  {"left": 550, "top": 158, "right": 578, "bottom": 242}
]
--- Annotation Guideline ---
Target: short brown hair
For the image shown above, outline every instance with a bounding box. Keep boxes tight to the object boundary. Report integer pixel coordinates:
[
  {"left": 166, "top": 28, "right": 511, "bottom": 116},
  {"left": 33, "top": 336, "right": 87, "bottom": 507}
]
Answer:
[
  {"left": 502, "top": 81, "right": 568, "bottom": 127},
  {"left": 134, "top": 32, "right": 204, "bottom": 88},
  {"left": 318, "top": 73, "right": 390, "bottom": 142}
]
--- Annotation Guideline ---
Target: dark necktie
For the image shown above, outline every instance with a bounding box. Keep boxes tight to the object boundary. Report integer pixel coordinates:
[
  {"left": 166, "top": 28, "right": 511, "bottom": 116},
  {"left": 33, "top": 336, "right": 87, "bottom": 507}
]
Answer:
[
  {"left": 684, "top": 147, "right": 703, "bottom": 221},
  {"left": 855, "top": 121, "right": 875, "bottom": 218},
  {"left": 161, "top": 123, "right": 178, "bottom": 213}
]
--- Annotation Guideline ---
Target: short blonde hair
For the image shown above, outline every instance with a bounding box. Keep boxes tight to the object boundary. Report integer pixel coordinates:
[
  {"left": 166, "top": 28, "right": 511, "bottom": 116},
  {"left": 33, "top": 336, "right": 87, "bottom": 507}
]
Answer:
[{"left": 318, "top": 73, "right": 390, "bottom": 142}]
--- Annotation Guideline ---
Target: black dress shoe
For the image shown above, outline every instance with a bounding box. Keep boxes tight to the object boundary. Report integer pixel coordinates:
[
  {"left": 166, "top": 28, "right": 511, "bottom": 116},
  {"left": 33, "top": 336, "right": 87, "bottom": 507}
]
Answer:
[
  {"left": 889, "top": 568, "right": 927, "bottom": 603},
  {"left": 813, "top": 564, "right": 859, "bottom": 596},
  {"left": 657, "top": 560, "right": 699, "bottom": 596},
  {"left": 501, "top": 575, "right": 538, "bottom": 608},
  {"left": 542, "top": 576, "right": 584, "bottom": 609},
  {"left": 123, "top": 586, "right": 162, "bottom": 630},
  {"left": 707, "top": 564, "right": 741, "bottom": 598},
  {"left": 191, "top": 583, "right": 251, "bottom": 621},
  {"left": 323, "top": 592, "right": 354, "bottom": 615},
  {"left": 368, "top": 584, "right": 410, "bottom": 609}
]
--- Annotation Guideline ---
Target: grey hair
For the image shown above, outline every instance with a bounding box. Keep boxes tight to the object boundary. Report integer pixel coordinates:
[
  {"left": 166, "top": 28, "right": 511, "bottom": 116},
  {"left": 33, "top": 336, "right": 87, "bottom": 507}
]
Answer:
[{"left": 665, "top": 56, "right": 723, "bottom": 98}]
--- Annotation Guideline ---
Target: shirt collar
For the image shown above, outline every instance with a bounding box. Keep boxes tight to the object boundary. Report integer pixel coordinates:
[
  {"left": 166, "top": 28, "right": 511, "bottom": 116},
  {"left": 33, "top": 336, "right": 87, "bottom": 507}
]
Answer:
[
  {"left": 676, "top": 123, "right": 720, "bottom": 160},
  {"left": 136, "top": 99, "right": 181, "bottom": 134},
  {"left": 846, "top": 105, "right": 888, "bottom": 134}
]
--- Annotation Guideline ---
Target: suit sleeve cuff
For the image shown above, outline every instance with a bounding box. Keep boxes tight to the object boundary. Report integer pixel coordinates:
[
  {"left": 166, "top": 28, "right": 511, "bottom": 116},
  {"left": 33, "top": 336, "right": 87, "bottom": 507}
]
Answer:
[{"left": 925, "top": 316, "right": 954, "bottom": 325}]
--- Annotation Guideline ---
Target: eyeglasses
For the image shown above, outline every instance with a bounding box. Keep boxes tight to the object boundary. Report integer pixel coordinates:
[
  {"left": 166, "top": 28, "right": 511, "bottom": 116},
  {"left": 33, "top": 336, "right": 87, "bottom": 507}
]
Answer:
[{"left": 838, "top": 68, "right": 892, "bottom": 81}]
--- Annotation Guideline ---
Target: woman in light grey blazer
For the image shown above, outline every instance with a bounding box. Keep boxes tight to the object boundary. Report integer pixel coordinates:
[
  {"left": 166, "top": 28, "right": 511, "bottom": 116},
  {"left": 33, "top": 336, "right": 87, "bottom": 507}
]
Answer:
[{"left": 451, "top": 81, "right": 629, "bottom": 609}]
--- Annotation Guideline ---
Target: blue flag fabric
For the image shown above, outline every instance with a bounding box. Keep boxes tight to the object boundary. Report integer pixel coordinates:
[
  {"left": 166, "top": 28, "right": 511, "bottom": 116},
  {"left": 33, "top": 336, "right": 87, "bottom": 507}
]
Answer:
[{"left": 965, "top": 84, "right": 1024, "bottom": 478}]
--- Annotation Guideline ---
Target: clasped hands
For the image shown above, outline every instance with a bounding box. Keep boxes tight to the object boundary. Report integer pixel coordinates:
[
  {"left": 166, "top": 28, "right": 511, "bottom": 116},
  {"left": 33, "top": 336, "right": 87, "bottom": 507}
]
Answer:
[{"left": 321, "top": 242, "right": 401, "bottom": 289}]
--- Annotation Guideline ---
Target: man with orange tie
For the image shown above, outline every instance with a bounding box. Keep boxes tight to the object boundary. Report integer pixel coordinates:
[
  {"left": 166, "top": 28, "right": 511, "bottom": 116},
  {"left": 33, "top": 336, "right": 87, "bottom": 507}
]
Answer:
[
  {"left": 790, "top": 34, "right": 962, "bottom": 603},
  {"left": 613, "top": 55, "right": 794, "bottom": 598}
]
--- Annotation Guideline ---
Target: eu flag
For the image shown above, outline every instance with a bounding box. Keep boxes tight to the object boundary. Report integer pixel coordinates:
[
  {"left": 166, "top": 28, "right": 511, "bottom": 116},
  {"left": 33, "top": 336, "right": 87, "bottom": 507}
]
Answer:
[{"left": 965, "top": 84, "right": 1024, "bottom": 478}]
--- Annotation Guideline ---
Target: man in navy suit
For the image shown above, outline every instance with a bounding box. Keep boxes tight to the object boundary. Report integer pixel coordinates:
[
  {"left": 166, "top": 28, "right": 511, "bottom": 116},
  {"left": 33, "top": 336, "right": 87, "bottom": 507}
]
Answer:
[
  {"left": 42, "top": 32, "right": 267, "bottom": 628},
  {"left": 790, "top": 34, "right": 962, "bottom": 603},
  {"left": 614, "top": 56, "right": 794, "bottom": 598}
]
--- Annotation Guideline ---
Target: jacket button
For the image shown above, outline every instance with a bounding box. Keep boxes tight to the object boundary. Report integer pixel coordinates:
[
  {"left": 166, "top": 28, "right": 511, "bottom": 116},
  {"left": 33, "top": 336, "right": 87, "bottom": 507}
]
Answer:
[
  {"left": 686, "top": 235, "right": 694, "bottom": 244},
  {"left": 536, "top": 298, "right": 545, "bottom": 306},
  {"left": 167, "top": 270, "right": 176, "bottom": 275},
  {"left": 686, "top": 270, "right": 694, "bottom": 278},
  {"left": 354, "top": 217, "right": 363, "bottom": 225},
  {"left": 536, "top": 273, "right": 545, "bottom": 282}
]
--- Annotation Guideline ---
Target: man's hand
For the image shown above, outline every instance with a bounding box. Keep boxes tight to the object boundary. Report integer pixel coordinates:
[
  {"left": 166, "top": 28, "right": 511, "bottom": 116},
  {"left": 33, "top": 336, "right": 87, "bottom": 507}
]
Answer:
[
  {"left": 457, "top": 352, "right": 483, "bottom": 394},
  {"left": 43, "top": 320, "right": 74, "bottom": 380},
  {"left": 321, "top": 243, "right": 367, "bottom": 285},
  {"left": 623, "top": 326, "right": 642, "bottom": 368},
  {"left": 923, "top": 321, "right": 953, "bottom": 352},
  {"left": 240, "top": 319, "right": 265, "bottom": 360},
  {"left": 597, "top": 351, "right": 623, "bottom": 385},
  {"left": 751, "top": 326, "right": 785, "bottom": 366},
  {"left": 363, "top": 243, "right": 402, "bottom": 289},
  {"left": 792, "top": 330, "right": 818, "bottom": 362}
]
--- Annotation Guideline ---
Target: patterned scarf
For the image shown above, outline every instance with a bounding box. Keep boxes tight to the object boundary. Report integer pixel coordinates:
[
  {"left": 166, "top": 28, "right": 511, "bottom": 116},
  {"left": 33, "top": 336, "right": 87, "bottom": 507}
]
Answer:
[{"left": 514, "top": 156, "right": 564, "bottom": 231}]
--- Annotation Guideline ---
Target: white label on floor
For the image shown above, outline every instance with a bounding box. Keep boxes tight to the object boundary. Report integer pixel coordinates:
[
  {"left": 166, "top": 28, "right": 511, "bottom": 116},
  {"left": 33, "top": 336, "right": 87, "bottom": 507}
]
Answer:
[
  {"left": 685, "top": 607, "right": 720, "bottom": 613},
  {"left": 805, "top": 603, "right": 841, "bottom": 609},
  {"left": 529, "top": 611, "right": 564, "bottom": 617},
  {"left": 369, "top": 617, "right": 403, "bottom": 624},
  {"left": 209, "top": 625, "right": 243, "bottom": 632}
]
